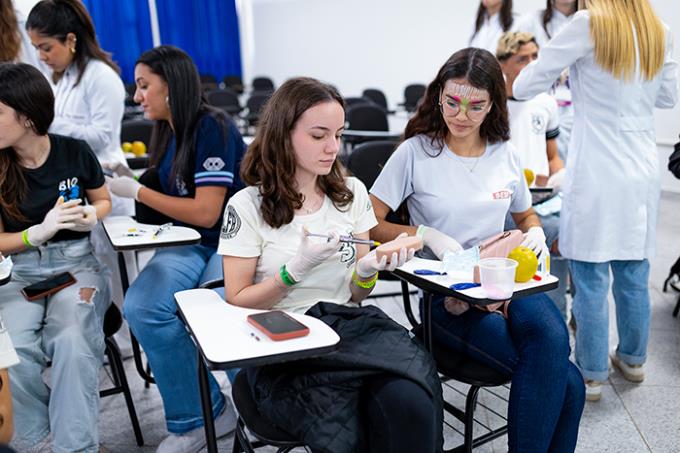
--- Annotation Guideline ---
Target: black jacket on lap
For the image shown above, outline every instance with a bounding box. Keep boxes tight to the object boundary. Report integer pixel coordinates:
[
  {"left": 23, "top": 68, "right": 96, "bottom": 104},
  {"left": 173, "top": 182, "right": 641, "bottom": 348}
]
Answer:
[{"left": 245, "top": 302, "right": 443, "bottom": 453}]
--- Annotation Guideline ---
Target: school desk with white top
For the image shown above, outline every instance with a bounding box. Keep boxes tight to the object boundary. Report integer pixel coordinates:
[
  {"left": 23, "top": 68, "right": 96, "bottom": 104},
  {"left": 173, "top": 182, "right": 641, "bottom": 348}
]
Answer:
[{"left": 175, "top": 288, "right": 340, "bottom": 453}]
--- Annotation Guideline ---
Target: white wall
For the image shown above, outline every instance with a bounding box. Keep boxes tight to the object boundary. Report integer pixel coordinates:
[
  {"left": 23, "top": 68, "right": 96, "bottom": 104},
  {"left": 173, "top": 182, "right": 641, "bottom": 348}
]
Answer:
[{"left": 249, "top": 0, "right": 680, "bottom": 191}]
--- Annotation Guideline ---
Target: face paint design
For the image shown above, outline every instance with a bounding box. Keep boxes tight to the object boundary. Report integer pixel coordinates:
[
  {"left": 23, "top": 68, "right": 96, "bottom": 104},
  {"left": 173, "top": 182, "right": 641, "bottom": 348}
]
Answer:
[{"left": 439, "top": 83, "right": 492, "bottom": 122}]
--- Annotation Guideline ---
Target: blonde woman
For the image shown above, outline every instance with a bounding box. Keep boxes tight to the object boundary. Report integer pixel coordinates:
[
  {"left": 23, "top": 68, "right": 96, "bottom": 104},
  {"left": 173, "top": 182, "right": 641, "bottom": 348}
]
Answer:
[{"left": 514, "top": 0, "right": 678, "bottom": 402}]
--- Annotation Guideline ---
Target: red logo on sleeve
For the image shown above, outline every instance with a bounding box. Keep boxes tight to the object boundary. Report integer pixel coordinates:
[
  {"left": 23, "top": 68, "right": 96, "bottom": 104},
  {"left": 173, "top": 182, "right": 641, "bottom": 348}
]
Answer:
[{"left": 492, "top": 190, "right": 512, "bottom": 200}]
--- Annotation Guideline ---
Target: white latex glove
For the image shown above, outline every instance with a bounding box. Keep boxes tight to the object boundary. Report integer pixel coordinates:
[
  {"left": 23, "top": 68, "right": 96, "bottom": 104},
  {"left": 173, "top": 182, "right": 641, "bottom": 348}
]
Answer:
[
  {"left": 107, "top": 176, "right": 142, "bottom": 200},
  {"left": 286, "top": 229, "right": 341, "bottom": 282},
  {"left": 355, "top": 234, "right": 417, "bottom": 278},
  {"left": 102, "top": 162, "right": 135, "bottom": 178},
  {"left": 70, "top": 205, "right": 98, "bottom": 232},
  {"left": 547, "top": 168, "right": 566, "bottom": 192},
  {"left": 521, "top": 226, "right": 547, "bottom": 255},
  {"left": 417, "top": 225, "right": 463, "bottom": 260},
  {"left": 27, "top": 197, "right": 84, "bottom": 246}
]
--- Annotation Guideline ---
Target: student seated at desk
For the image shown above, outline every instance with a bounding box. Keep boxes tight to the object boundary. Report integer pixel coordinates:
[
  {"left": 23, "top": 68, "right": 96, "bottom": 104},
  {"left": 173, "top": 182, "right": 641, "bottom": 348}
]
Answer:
[
  {"left": 0, "top": 63, "right": 112, "bottom": 453},
  {"left": 107, "top": 46, "right": 246, "bottom": 453},
  {"left": 219, "top": 77, "right": 442, "bottom": 453},
  {"left": 368, "top": 49, "right": 585, "bottom": 453}
]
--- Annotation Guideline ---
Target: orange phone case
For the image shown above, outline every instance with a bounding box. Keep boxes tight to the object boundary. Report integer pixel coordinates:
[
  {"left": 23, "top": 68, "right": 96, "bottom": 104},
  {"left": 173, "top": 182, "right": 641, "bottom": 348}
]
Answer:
[
  {"left": 246, "top": 311, "right": 310, "bottom": 341},
  {"left": 21, "top": 273, "right": 76, "bottom": 301}
]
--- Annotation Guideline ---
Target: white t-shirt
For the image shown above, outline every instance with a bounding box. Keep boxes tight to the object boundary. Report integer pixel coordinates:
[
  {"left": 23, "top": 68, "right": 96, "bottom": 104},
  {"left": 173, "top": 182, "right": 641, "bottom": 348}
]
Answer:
[
  {"left": 507, "top": 93, "right": 560, "bottom": 176},
  {"left": 370, "top": 135, "right": 531, "bottom": 254},
  {"left": 218, "top": 177, "right": 377, "bottom": 314},
  {"left": 0, "top": 317, "right": 19, "bottom": 370}
]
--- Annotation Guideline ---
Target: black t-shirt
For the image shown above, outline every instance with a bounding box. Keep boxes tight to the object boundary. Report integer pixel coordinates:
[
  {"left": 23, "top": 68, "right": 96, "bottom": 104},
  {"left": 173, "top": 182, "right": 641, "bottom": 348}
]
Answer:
[{"left": 1, "top": 134, "right": 105, "bottom": 243}]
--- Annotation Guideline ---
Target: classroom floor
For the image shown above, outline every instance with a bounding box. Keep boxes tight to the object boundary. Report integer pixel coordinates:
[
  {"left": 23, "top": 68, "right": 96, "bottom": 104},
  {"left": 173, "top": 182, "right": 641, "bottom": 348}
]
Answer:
[{"left": 90, "top": 192, "right": 680, "bottom": 453}]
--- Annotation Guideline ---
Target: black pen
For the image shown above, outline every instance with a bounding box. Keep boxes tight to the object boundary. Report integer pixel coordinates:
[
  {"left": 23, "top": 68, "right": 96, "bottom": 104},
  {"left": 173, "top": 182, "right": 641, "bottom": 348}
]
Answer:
[{"left": 250, "top": 332, "right": 261, "bottom": 342}]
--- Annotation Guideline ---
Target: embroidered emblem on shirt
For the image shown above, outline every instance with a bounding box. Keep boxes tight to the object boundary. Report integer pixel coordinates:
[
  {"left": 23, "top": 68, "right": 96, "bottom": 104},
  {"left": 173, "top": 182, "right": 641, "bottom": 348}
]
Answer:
[
  {"left": 203, "top": 157, "right": 225, "bottom": 171},
  {"left": 58, "top": 177, "right": 81, "bottom": 201},
  {"left": 531, "top": 114, "right": 546, "bottom": 134},
  {"left": 221, "top": 205, "right": 241, "bottom": 239}
]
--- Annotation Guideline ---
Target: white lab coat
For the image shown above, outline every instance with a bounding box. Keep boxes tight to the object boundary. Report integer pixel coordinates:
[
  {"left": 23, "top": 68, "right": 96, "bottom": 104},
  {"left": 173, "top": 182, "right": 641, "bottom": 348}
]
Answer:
[
  {"left": 513, "top": 10, "right": 679, "bottom": 262},
  {"left": 49, "top": 59, "right": 126, "bottom": 167},
  {"left": 469, "top": 12, "right": 507, "bottom": 54},
  {"left": 512, "top": 9, "right": 571, "bottom": 48}
]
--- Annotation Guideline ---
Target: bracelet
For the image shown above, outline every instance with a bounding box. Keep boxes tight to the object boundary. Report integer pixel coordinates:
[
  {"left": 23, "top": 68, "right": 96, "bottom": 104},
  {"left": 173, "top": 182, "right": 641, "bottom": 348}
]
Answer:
[
  {"left": 352, "top": 270, "right": 378, "bottom": 289},
  {"left": 279, "top": 264, "right": 298, "bottom": 287},
  {"left": 21, "top": 229, "right": 34, "bottom": 247}
]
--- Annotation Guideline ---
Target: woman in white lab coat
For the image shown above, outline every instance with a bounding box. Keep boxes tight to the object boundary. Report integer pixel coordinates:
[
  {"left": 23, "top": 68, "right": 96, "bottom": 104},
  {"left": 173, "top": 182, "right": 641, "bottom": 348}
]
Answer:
[
  {"left": 513, "top": 0, "right": 678, "bottom": 402},
  {"left": 469, "top": 0, "right": 515, "bottom": 54}
]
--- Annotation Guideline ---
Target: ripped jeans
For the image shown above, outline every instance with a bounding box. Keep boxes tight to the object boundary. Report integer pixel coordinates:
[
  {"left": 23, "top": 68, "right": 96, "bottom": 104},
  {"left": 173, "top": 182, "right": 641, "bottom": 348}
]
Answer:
[{"left": 0, "top": 238, "right": 110, "bottom": 453}]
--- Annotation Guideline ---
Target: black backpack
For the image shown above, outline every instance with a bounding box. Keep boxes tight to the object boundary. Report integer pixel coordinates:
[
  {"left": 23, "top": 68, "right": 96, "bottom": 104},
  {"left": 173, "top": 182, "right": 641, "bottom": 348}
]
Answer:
[{"left": 669, "top": 136, "right": 680, "bottom": 179}]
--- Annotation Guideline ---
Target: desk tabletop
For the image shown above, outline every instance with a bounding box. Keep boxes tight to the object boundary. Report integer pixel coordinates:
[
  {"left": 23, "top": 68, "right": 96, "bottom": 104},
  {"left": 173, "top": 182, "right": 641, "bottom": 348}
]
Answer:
[
  {"left": 102, "top": 216, "right": 201, "bottom": 251},
  {"left": 342, "top": 129, "right": 402, "bottom": 139},
  {"left": 393, "top": 257, "right": 558, "bottom": 306},
  {"left": 175, "top": 289, "right": 340, "bottom": 368}
]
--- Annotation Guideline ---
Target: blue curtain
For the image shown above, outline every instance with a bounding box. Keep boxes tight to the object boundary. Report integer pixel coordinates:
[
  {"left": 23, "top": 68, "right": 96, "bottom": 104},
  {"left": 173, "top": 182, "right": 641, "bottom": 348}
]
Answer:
[
  {"left": 82, "top": 0, "right": 153, "bottom": 83},
  {"left": 155, "top": 0, "right": 242, "bottom": 80}
]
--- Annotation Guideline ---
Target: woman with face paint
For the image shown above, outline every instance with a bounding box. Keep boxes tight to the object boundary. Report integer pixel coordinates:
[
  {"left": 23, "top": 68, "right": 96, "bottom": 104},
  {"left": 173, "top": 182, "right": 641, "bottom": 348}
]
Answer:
[{"left": 370, "top": 48, "right": 585, "bottom": 452}]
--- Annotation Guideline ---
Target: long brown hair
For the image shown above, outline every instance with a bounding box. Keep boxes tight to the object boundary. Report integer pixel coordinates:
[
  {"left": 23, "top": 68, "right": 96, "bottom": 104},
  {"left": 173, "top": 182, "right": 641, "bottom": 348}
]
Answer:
[
  {"left": 405, "top": 48, "right": 510, "bottom": 153},
  {"left": 472, "top": 0, "right": 514, "bottom": 40},
  {"left": 240, "top": 77, "right": 352, "bottom": 229},
  {"left": 0, "top": 63, "right": 55, "bottom": 222},
  {"left": 0, "top": 0, "right": 21, "bottom": 62},
  {"left": 27, "top": 0, "right": 119, "bottom": 85}
]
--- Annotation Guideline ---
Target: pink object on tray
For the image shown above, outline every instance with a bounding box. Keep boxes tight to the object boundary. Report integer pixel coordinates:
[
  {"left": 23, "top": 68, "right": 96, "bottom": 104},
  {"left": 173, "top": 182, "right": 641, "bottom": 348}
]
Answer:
[{"left": 375, "top": 236, "right": 423, "bottom": 261}]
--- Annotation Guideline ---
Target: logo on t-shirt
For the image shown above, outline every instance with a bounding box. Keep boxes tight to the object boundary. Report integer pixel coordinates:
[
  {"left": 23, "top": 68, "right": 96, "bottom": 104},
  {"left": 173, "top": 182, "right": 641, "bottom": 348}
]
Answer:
[
  {"left": 221, "top": 205, "right": 241, "bottom": 240},
  {"left": 492, "top": 190, "right": 512, "bottom": 200},
  {"left": 58, "top": 177, "right": 81, "bottom": 201},
  {"left": 203, "top": 157, "right": 225, "bottom": 171},
  {"left": 531, "top": 114, "right": 546, "bottom": 134},
  {"left": 339, "top": 241, "right": 356, "bottom": 268}
]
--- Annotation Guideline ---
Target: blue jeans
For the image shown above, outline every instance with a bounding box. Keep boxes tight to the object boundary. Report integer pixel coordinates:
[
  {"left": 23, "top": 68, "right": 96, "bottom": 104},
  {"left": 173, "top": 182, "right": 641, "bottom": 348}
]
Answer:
[
  {"left": 123, "top": 244, "right": 225, "bottom": 433},
  {"left": 569, "top": 259, "right": 650, "bottom": 381},
  {"left": 0, "top": 239, "right": 110, "bottom": 453},
  {"left": 428, "top": 293, "right": 585, "bottom": 453}
]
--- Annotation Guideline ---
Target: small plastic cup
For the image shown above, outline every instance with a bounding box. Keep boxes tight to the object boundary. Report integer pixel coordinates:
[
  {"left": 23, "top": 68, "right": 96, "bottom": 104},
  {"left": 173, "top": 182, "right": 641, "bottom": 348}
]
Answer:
[{"left": 478, "top": 258, "right": 518, "bottom": 300}]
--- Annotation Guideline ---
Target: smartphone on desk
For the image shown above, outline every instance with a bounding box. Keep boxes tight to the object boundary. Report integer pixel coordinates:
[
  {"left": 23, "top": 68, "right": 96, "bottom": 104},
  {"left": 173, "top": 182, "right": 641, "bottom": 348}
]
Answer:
[
  {"left": 21, "top": 272, "right": 76, "bottom": 301},
  {"left": 246, "top": 310, "right": 310, "bottom": 341}
]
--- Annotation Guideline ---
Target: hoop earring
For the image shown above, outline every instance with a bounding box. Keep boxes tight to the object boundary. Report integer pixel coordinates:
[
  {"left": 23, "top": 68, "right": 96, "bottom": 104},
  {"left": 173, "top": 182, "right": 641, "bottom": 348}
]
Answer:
[
  {"left": 165, "top": 96, "right": 169, "bottom": 106},
  {"left": 24, "top": 120, "right": 34, "bottom": 130}
]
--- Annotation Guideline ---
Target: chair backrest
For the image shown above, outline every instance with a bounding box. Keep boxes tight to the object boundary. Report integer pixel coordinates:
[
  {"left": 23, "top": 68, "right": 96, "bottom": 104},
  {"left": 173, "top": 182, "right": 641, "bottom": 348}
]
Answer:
[
  {"left": 362, "top": 88, "right": 388, "bottom": 110},
  {"left": 200, "top": 74, "right": 217, "bottom": 84},
  {"left": 346, "top": 140, "right": 398, "bottom": 189},
  {"left": 346, "top": 104, "right": 389, "bottom": 132},
  {"left": 403, "top": 84, "right": 426, "bottom": 112},
  {"left": 252, "top": 76, "right": 274, "bottom": 92},
  {"left": 206, "top": 88, "right": 241, "bottom": 115},
  {"left": 120, "top": 119, "right": 154, "bottom": 146},
  {"left": 346, "top": 139, "right": 410, "bottom": 225},
  {"left": 344, "top": 96, "right": 372, "bottom": 108},
  {"left": 103, "top": 304, "right": 123, "bottom": 338},
  {"left": 223, "top": 75, "right": 244, "bottom": 94},
  {"left": 245, "top": 91, "right": 272, "bottom": 125}
]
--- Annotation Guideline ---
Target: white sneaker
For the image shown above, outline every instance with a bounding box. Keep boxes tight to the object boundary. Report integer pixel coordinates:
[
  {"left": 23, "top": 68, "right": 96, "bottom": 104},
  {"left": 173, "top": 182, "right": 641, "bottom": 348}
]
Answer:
[
  {"left": 156, "top": 397, "right": 237, "bottom": 453},
  {"left": 585, "top": 380, "right": 603, "bottom": 402},
  {"left": 610, "top": 352, "right": 645, "bottom": 383}
]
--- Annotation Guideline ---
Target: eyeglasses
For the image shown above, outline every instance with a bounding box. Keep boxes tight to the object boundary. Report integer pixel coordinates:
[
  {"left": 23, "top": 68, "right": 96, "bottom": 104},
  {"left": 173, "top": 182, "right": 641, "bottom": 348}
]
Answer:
[{"left": 439, "top": 96, "right": 492, "bottom": 122}]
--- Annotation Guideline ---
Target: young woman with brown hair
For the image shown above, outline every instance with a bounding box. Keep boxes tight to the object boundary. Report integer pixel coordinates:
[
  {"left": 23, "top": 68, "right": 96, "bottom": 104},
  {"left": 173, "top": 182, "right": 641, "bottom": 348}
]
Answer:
[
  {"left": 370, "top": 48, "right": 585, "bottom": 452},
  {"left": 219, "top": 77, "right": 440, "bottom": 453},
  {"left": 469, "top": 0, "right": 515, "bottom": 53}
]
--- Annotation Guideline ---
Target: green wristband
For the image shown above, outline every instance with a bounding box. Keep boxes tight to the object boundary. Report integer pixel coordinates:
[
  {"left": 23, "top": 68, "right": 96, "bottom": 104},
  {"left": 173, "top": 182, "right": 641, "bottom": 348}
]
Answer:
[
  {"left": 279, "top": 264, "right": 298, "bottom": 287},
  {"left": 21, "top": 229, "right": 34, "bottom": 247}
]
